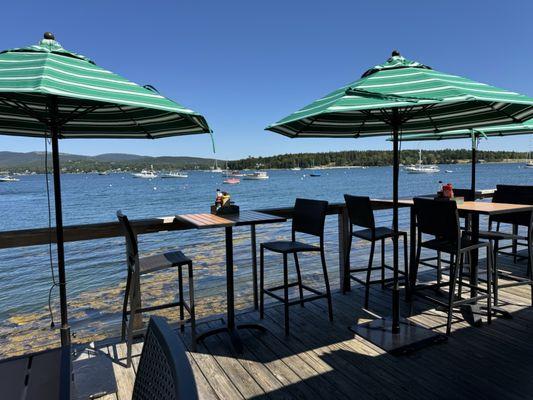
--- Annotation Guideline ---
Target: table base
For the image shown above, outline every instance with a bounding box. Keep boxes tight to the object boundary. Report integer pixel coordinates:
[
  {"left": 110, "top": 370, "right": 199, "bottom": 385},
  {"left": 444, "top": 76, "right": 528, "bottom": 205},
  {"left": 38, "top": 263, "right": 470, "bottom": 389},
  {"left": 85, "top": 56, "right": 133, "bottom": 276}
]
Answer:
[
  {"left": 350, "top": 318, "right": 446, "bottom": 355},
  {"left": 196, "top": 322, "right": 267, "bottom": 353}
]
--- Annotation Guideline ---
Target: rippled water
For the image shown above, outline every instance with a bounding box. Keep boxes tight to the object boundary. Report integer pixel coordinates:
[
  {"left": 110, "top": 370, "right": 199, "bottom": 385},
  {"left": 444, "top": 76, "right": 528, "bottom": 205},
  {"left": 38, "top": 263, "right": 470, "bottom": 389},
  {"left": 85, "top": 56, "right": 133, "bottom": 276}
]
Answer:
[{"left": 0, "top": 163, "right": 530, "bottom": 355}]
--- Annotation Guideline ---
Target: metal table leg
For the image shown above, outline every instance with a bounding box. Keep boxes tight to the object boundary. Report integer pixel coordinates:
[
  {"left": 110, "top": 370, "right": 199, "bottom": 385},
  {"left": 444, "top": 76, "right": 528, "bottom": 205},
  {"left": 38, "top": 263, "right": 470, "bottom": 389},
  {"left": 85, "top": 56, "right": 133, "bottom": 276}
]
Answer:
[{"left": 196, "top": 226, "right": 266, "bottom": 353}]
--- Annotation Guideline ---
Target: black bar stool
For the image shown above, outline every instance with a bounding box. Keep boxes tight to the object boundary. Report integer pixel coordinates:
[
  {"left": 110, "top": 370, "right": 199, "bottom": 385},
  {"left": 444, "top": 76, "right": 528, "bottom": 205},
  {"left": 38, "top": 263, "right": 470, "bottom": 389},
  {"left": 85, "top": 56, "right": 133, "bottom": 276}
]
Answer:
[
  {"left": 411, "top": 198, "right": 492, "bottom": 335},
  {"left": 259, "top": 198, "right": 333, "bottom": 335},
  {"left": 477, "top": 185, "right": 533, "bottom": 306},
  {"left": 343, "top": 194, "right": 408, "bottom": 308},
  {"left": 117, "top": 211, "right": 196, "bottom": 366}
]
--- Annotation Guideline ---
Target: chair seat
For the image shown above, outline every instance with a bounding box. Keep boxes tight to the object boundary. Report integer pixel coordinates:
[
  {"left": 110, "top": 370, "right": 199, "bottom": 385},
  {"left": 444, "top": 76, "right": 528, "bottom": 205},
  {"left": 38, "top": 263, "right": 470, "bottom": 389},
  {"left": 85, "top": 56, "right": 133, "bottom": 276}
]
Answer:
[
  {"left": 477, "top": 230, "right": 527, "bottom": 241},
  {"left": 352, "top": 226, "right": 404, "bottom": 241},
  {"left": 262, "top": 240, "right": 319, "bottom": 253},
  {"left": 139, "top": 251, "right": 191, "bottom": 274},
  {"left": 421, "top": 237, "right": 484, "bottom": 254}
]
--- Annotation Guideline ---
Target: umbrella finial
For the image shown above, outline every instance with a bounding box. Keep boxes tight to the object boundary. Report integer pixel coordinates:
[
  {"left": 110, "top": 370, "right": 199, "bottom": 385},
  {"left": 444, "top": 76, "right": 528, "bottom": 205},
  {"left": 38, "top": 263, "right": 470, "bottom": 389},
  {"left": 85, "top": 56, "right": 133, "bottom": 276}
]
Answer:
[
  {"left": 44, "top": 32, "right": 55, "bottom": 40},
  {"left": 391, "top": 50, "right": 400, "bottom": 57}
]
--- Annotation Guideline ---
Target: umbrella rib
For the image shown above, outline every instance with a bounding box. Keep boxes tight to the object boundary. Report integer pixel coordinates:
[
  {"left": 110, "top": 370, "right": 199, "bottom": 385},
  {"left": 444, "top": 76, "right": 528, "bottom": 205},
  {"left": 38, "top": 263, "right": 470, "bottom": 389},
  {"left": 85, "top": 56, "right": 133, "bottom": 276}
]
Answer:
[
  {"left": 0, "top": 96, "right": 49, "bottom": 125},
  {"left": 487, "top": 102, "right": 530, "bottom": 124},
  {"left": 57, "top": 104, "right": 102, "bottom": 126},
  {"left": 116, "top": 104, "right": 154, "bottom": 139}
]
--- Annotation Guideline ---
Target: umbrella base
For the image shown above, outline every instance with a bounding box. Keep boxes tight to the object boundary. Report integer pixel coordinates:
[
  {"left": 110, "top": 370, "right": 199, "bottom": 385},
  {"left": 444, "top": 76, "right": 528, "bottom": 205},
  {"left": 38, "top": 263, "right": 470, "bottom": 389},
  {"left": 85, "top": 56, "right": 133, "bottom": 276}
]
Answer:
[{"left": 350, "top": 318, "right": 446, "bottom": 355}]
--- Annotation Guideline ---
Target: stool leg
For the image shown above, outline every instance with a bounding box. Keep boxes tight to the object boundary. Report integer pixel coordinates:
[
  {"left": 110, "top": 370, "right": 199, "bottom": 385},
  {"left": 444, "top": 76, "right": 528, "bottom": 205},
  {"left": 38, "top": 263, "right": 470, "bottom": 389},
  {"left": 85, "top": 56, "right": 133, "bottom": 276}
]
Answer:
[
  {"left": 188, "top": 262, "right": 197, "bottom": 351},
  {"left": 437, "top": 251, "right": 442, "bottom": 285},
  {"left": 343, "top": 235, "right": 353, "bottom": 294},
  {"left": 512, "top": 224, "right": 518, "bottom": 264},
  {"left": 260, "top": 245, "right": 265, "bottom": 319},
  {"left": 528, "top": 226, "right": 533, "bottom": 307},
  {"left": 293, "top": 253, "right": 305, "bottom": 307},
  {"left": 283, "top": 253, "right": 290, "bottom": 336},
  {"left": 446, "top": 254, "right": 458, "bottom": 336},
  {"left": 457, "top": 253, "right": 464, "bottom": 299},
  {"left": 486, "top": 244, "right": 492, "bottom": 325},
  {"left": 178, "top": 265, "right": 185, "bottom": 333},
  {"left": 365, "top": 240, "right": 376, "bottom": 309},
  {"left": 121, "top": 270, "right": 132, "bottom": 341},
  {"left": 493, "top": 240, "right": 499, "bottom": 306},
  {"left": 402, "top": 233, "right": 409, "bottom": 296},
  {"left": 381, "top": 238, "right": 385, "bottom": 289},
  {"left": 321, "top": 248, "right": 333, "bottom": 322}
]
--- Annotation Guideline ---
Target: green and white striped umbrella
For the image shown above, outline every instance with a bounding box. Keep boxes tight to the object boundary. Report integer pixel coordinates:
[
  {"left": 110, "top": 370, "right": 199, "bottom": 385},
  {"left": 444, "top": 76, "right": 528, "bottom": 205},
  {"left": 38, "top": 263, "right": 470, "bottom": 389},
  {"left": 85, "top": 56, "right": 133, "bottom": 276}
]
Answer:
[
  {"left": 267, "top": 53, "right": 533, "bottom": 137},
  {"left": 394, "top": 119, "right": 533, "bottom": 141},
  {"left": 0, "top": 36, "right": 211, "bottom": 138}
]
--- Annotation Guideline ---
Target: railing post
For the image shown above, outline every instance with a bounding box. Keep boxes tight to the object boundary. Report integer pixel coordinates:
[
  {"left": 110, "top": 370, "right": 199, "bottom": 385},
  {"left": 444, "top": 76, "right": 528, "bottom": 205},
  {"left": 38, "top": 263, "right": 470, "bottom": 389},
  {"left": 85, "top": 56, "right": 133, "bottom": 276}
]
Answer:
[
  {"left": 132, "top": 233, "right": 143, "bottom": 331},
  {"left": 338, "top": 206, "right": 350, "bottom": 292}
]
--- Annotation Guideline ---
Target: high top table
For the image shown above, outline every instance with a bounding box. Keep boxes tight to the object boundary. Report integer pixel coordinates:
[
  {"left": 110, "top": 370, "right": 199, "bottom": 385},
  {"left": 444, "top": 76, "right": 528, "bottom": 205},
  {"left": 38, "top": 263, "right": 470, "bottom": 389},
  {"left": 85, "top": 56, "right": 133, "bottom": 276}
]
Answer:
[{"left": 175, "top": 210, "right": 286, "bottom": 353}]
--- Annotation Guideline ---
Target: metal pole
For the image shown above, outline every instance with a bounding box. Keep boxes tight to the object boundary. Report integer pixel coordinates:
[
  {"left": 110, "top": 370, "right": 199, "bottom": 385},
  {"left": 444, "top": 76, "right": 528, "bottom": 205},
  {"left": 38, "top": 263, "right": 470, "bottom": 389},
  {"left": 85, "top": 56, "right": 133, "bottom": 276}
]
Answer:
[
  {"left": 471, "top": 135, "right": 477, "bottom": 193},
  {"left": 50, "top": 95, "right": 70, "bottom": 347},
  {"left": 391, "top": 109, "right": 400, "bottom": 333}
]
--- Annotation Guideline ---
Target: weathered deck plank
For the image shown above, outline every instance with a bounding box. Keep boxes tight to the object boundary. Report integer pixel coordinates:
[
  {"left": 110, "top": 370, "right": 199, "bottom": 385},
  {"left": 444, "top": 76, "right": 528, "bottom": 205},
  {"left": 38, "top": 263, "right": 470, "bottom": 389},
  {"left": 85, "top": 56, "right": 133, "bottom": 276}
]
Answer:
[{"left": 78, "top": 253, "right": 533, "bottom": 400}]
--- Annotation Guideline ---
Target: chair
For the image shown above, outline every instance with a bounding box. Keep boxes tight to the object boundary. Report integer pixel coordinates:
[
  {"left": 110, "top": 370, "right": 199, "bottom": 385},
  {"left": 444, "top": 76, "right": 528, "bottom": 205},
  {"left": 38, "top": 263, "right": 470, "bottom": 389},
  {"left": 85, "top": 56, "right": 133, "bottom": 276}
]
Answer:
[
  {"left": 133, "top": 316, "right": 198, "bottom": 400},
  {"left": 477, "top": 185, "right": 533, "bottom": 306},
  {"left": 412, "top": 198, "right": 493, "bottom": 335},
  {"left": 343, "top": 195, "right": 408, "bottom": 308},
  {"left": 117, "top": 211, "right": 196, "bottom": 367},
  {"left": 259, "top": 198, "right": 333, "bottom": 335}
]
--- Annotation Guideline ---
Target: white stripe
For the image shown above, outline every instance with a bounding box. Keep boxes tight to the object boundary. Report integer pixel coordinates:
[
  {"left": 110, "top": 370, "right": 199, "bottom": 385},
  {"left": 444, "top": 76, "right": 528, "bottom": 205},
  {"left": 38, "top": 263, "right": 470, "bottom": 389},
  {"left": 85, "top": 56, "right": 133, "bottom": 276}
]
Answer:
[
  {"left": 392, "top": 86, "right": 518, "bottom": 97},
  {"left": 359, "top": 78, "right": 488, "bottom": 89},
  {"left": 0, "top": 65, "right": 136, "bottom": 86}
]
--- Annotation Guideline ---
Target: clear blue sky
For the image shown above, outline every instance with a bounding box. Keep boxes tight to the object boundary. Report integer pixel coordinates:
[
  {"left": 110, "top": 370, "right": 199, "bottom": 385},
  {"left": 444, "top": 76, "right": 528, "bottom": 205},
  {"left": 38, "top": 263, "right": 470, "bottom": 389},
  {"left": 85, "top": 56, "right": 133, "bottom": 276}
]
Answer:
[{"left": 0, "top": 0, "right": 532, "bottom": 160}]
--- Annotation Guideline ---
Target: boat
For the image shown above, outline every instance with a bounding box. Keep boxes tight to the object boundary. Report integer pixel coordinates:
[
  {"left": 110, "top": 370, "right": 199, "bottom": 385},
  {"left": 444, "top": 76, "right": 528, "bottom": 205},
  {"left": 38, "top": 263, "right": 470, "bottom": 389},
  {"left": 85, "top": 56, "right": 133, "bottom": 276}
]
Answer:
[
  {"left": 161, "top": 171, "right": 188, "bottom": 178},
  {"left": 526, "top": 151, "right": 533, "bottom": 168},
  {"left": 98, "top": 171, "right": 109, "bottom": 176},
  {"left": 212, "top": 159, "right": 224, "bottom": 173},
  {"left": 132, "top": 165, "right": 158, "bottom": 179},
  {"left": 310, "top": 172, "right": 321, "bottom": 177},
  {"left": 243, "top": 171, "right": 269, "bottom": 180},
  {"left": 290, "top": 162, "right": 301, "bottom": 171},
  {"left": 229, "top": 170, "right": 245, "bottom": 177},
  {"left": 445, "top": 170, "right": 453, "bottom": 173},
  {"left": 0, "top": 175, "right": 20, "bottom": 182},
  {"left": 404, "top": 150, "right": 440, "bottom": 174},
  {"left": 223, "top": 177, "right": 240, "bottom": 184}
]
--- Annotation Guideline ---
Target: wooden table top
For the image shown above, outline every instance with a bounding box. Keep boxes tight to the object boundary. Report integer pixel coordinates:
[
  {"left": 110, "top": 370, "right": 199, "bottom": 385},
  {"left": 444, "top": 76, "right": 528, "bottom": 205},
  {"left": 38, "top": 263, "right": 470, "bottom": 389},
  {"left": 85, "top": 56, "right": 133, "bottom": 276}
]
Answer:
[
  {"left": 372, "top": 198, "right": 533, "bottom": 215},
  {"left": 175, "top": 210, "right": 286, "bottom": 229}
]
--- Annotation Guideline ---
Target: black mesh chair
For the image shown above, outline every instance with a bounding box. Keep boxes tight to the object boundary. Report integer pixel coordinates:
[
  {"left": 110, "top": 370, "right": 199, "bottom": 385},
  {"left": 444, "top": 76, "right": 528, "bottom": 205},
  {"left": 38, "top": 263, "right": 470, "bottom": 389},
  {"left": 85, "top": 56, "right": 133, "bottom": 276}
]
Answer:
[
  {"left": 133, "top": 316, "right": 198, "bottom": 400},
  {"left": 117, "top": 211, "right": 196, "bottom": 367},
  {"left": 343, "top": 195, "right": 408, "bottom": 308},
  {"left": 259, "top": 198, "right": 333, "bottom": 335},
  {"left": 412, "top": 198, "right": 493, "bottom": 335},
  {"left": 477, "top": 185, "right": 533, "bottom": 306},
  {"left": 418, "top": 189, "right": 477, "bottom": 284}
]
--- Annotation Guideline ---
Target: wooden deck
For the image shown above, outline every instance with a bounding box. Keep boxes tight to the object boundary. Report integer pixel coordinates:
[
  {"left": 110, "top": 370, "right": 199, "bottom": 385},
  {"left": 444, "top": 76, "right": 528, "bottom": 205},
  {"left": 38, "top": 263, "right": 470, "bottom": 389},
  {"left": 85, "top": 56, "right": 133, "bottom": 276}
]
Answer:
[{"left": 72, "top": 252, "right": 533, "bottom": 400}]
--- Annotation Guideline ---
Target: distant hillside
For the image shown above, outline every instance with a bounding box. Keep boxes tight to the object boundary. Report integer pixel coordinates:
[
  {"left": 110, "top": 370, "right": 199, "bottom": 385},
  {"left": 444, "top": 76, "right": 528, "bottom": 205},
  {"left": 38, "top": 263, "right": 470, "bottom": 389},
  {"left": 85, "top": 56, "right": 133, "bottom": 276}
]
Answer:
[{"left": 0, "top": 151, "right": 223, "bottom": 173}]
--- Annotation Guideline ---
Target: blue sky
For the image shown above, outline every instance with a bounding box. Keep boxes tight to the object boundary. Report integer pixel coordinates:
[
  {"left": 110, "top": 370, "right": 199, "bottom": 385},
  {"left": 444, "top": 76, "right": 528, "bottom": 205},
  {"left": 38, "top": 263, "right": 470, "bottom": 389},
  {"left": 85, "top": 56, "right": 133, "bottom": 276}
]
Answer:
[{"left": 0, "top": 0, "right": 531, "bottom": 160}]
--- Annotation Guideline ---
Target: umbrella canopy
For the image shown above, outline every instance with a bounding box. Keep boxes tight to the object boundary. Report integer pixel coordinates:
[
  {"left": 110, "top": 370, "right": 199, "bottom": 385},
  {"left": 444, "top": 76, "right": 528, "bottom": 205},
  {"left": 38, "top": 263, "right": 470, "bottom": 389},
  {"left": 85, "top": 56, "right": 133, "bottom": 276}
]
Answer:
[
  {"left": 266, "top": 51, "right": 533, "bottom": 353},
  {"left": 267, "top": 53, "right": 533, "bottom": 137},
  {"left": 0, "top": 35, "right": 210, "bottom": 138},
  {"left": 0, "top": 33, "right": 212, "bottom": 348}
]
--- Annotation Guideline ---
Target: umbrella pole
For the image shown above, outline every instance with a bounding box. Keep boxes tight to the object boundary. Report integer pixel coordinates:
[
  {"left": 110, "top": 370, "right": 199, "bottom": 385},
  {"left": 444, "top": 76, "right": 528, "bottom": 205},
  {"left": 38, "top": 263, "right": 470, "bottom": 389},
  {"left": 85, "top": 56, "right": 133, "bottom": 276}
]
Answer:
[
  {"left": 391, "top": 112, "right": 401, "bottom": 333},
  {"left": 471, "top": 137, "right": 477, "bottom": 193},
  {"left": 50, "top": 96, "right": 70, "bottom": 347}
]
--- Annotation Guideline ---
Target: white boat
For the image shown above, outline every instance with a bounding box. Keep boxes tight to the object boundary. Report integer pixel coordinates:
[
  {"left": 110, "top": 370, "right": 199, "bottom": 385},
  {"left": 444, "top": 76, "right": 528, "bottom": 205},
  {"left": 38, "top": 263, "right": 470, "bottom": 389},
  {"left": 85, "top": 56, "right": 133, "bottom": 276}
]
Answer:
[
  {"left": 161, "top": 171, "right": 188, "bottom": 178},
  {"left": 132, "top": 165, "right": 158, "bottom": 179},
  {"left": 98, "top": 171, "right": 109, "bottom": 176},
  {"left": 405, "top": 150, "right": 440, "bottom": 174},
  {"left": 290, "top": 162, "right": 301, "bottom": 171},
  {"left": 526, "top": 151, "right": 533, "bottom": 168},
  {"left": 212, "top": 159, "right": 224, "bottom": 173},
  {"left": 243, "top": 171, "right": 269, "bottom": 180},
  {"left": 229, "top": 170, "right": 245, "bottom": 177},
  {"left": 0, "top": 176, "right": 20, "bottom": 182}
]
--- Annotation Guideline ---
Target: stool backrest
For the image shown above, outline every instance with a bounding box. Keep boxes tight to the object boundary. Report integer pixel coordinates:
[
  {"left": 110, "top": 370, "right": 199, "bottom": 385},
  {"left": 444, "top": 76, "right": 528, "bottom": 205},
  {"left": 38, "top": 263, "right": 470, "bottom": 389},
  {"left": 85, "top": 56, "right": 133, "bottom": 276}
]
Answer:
[
  {"left": 292, "top": 198, "right": 329, "bottom": 239},
  {"left": 133, "top": 316, "right": 198, "bottom": 400},
  {"left": 413, "top": 198, "right": 460, "bottom": 243},
  {"left": 343, "top": 195, "right": 375, "bottom": 230},
  {"left": 452, "top": 188, "right": 476, "bottom": 202},
  {"left": 117, "top": 211, "right": 138, "bottom": 272},
  {"left": 491, "top": 185, "right": 533, "bottom": 227}
]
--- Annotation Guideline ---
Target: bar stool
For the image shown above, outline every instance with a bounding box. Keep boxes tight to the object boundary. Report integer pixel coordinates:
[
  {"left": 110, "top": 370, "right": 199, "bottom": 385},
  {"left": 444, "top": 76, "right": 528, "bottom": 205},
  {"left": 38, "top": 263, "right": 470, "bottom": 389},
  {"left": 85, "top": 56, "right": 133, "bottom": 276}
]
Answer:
[
  {"left": 117, "top": 211, "right": 196, "bottom": 366},
  {"left": 411, "top": 198, "right": 492, "bottom": 335},
  {"left": 343, "top": 195, "right": 408, "bottom": 308},
  {"left": 259, "top": 198, "right": 333, "bottom": 336},
  {"left": 477, "top": 185, "right": 533, "bottom": 306}
]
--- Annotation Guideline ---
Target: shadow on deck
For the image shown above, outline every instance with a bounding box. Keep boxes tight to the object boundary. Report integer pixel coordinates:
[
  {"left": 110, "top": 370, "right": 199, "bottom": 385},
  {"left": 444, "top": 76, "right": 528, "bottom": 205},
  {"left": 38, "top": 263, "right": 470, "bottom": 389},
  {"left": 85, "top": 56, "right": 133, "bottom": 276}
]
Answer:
[{"left": 74, "top": 253, "right": 533, "bottom": 400}]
